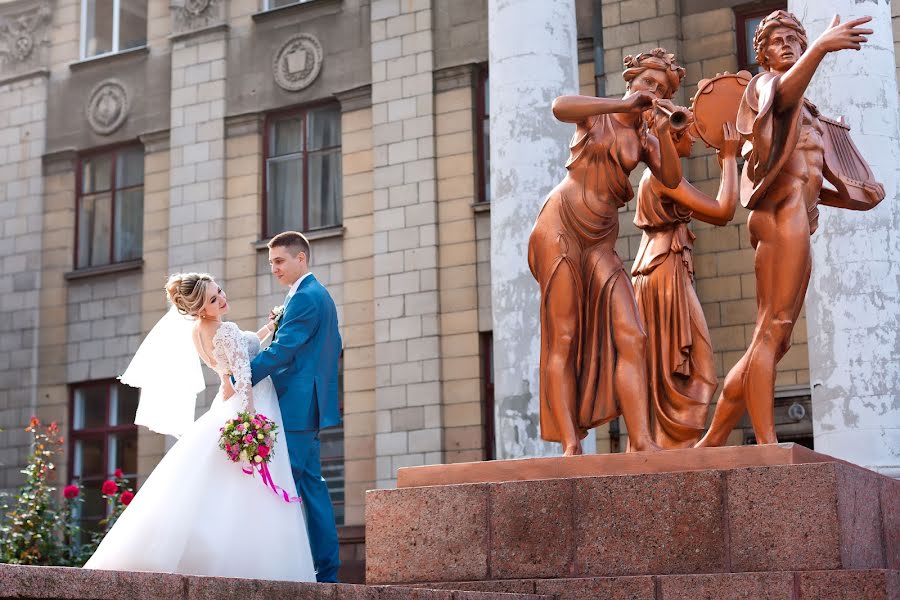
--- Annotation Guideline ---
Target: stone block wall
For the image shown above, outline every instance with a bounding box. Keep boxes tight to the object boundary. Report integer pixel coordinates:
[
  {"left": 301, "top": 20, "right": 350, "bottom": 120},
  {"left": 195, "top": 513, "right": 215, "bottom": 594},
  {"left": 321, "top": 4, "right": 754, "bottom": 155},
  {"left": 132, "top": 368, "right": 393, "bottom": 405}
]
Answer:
[
  {"left": 894, "top": 1, "right": 900, "bottom": 92},
  {"left": 169, "top": 25, "right": 229, "bottom": 409},
  {"left": 370, "top": 0, "right": 444, "bottom": 489},
  {"left": 434, "top": 70, "right": 483, "bottom": 465},
  {"left": 0, "top": 74, "right": 48, "bottom": 489},
  {"left": 340, "top": 103, "right": 377, "bottom": 526},
  {"left": 223, "top": 114, "right": 262, "bottom": 327},
  {"left": 135, "top": 132, "right": 171, "bottom": 483}
]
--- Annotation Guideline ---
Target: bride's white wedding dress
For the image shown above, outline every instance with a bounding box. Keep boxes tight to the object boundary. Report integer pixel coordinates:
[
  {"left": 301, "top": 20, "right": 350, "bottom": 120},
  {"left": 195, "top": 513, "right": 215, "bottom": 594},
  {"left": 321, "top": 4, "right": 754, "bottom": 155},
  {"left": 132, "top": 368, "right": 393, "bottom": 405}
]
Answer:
[{"left": 84, "top": 321, "right": 316, "bottom": 582}]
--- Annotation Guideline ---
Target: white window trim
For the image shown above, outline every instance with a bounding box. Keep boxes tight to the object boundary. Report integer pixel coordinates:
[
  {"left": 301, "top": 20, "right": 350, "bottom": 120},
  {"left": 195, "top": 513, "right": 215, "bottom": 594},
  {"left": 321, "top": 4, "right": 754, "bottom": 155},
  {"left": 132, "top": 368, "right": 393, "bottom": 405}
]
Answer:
[
  {"left": 80, "top": 0, "right": 125, "bottom": 60},
  {"left": 263, "top": 0, "right": 311, "bottom": 10}
]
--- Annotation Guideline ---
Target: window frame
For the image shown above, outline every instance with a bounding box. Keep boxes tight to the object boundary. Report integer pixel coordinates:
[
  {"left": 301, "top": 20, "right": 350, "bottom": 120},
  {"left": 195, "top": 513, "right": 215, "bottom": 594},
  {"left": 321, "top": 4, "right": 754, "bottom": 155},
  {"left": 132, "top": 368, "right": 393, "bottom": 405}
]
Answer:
[
  {"left": 79, "top": 0, "right": 147, "bottom": 60},
  {"left": 74, "top": 143, "right": 144, "bottom": 271},
  {"left": 479, "top": 331, "right": 495, "bottom": 460},
  {"left": 734, "top": 1, "right": 787, "bottom": 74},
  {"left": 474, "top": 64, "right": 490, "bottom": 204},
  {"left": 67, "top": 380, "right": 140, "bottom": 530},
  {"left": 263, "top": 0, "right": 310, "bottom": 9},
  {"left": 261, "top": 100, "right": 343, "bottom": 239}
]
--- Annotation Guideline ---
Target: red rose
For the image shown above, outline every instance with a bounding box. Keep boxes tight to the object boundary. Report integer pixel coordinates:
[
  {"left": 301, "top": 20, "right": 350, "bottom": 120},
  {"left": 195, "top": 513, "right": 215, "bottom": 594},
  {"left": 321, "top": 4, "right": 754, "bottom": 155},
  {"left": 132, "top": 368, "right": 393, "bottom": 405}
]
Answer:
[
  {"left": 63, "top": 484, "right": 80, "bottom": 499},
  {"left": 101, "top": 479, "right": 118, "bottom": 496},
  {"left": 114, "top": 468, "right": 124, "bottom": 479},
  {"left": 120, "top": 491, "right": 134, "bottom": 506}
]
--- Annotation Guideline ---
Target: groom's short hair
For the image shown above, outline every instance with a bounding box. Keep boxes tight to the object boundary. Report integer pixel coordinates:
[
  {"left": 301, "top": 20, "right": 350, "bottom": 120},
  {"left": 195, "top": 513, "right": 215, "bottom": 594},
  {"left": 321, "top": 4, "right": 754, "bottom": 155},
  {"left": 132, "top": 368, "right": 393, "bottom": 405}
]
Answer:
[{"left": 269, "top": 231, "right": 311, "bottom": 263}]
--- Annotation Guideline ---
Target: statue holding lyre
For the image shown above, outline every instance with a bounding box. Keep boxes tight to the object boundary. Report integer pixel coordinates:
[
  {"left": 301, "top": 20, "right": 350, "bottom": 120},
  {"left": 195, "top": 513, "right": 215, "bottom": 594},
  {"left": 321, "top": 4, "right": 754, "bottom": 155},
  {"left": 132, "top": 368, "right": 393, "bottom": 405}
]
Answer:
[{"left": 696, "top": 10, "right": 885, "bottom": 447}]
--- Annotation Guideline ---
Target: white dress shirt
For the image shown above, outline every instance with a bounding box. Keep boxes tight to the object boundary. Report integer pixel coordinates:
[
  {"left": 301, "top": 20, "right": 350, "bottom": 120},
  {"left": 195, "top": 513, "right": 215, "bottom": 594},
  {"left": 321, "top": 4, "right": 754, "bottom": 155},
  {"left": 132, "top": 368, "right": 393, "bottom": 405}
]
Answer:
[{"left": 286, "top": 271, "right": 313, "bottom": 301}]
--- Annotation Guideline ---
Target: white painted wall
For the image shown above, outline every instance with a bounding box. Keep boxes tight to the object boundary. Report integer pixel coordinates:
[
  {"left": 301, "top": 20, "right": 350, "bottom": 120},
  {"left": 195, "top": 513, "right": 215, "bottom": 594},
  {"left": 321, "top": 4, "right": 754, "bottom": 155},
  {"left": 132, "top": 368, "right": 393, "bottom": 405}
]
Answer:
[
  {"left": 488, "top": 0, "right": 583, "bottom": 458},
  {"left": 791, "top": 0, "right": 900, "bottom": 477}
]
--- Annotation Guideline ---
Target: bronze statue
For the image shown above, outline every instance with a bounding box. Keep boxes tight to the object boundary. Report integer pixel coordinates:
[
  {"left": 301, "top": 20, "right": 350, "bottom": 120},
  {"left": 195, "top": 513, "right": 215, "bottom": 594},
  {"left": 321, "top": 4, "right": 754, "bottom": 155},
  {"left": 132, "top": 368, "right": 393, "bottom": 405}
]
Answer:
[
  {"left": 529, "top": 49, "right": 686, "bottom": 455},
  {"left": 632, "top": 118, "right": 742, "bottom": 448},
  {"left": 696, "top": 11, "right": 885, "bottom": 447}
]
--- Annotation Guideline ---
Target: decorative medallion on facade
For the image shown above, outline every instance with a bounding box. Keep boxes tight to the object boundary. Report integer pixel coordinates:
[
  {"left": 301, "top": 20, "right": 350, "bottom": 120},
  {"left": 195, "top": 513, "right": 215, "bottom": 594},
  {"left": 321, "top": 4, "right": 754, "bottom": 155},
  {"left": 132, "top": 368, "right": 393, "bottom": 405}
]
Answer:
[
  {"left": 173, "top": 0, "right": 223, "bottom": 34},
  {"left": 87, "top": 79, "right": 130, "bottom": 136},
  {"left": 183, "top": 0, "right": 211, "bottom": 15},
  {"left": 0, "top": 3, "right": 51, "bottom": 67},
  {"left": 273, "top": 33, "right": 324, "bottom": 92}
]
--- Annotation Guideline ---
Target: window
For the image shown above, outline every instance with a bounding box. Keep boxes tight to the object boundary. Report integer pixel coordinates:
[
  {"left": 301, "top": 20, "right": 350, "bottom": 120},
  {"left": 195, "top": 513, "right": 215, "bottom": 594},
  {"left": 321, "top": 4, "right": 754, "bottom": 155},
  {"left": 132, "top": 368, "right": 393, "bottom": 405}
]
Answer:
[
  {"left": 264, "top": 0, "right": 314, "bottom": 9},
  {"left": 320, "top": 355, "right": 345, "bottom": 525},
  {"left": 69, "top": 381, "right": 139, "bottom": 532},
  {"left": 76, "top": 146, "right": 144, "bottom": 270},
  {"left": 475, "top": 66, "right": 490, "bottom": 203},
  {"left": 80, "top": 0, "right": 148, "bottom": 59},
  {"left": 735, "top": 2, "right": 787, "bottom": 74},
  {"left": 480, "top": 332, "right": 495, "bottom": 460},
  {"left": 264, "top": 104, "right": 342, "bottom": 237}
]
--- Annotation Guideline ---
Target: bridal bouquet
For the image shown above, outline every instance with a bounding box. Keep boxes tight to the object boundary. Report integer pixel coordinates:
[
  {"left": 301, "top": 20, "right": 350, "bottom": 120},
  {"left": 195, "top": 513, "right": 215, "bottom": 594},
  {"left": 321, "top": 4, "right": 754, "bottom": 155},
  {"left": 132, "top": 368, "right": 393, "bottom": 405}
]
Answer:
[
  {"left": 218, "top": 412, "right": 301, "bottom": 505},
  {"left": 218, "top": 412, "right": 278, "bottom": 465}
]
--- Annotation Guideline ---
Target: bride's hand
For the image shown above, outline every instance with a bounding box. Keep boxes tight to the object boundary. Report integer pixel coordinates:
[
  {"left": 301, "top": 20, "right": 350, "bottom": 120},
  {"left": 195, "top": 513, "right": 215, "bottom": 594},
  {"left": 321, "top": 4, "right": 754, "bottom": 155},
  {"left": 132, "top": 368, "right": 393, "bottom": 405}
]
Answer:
[
  {"left": 245, "top": 400, "right": 256, "bottom": 414},
  {"left": 221, "top": 374, "right": 235, "bottom": 400}
]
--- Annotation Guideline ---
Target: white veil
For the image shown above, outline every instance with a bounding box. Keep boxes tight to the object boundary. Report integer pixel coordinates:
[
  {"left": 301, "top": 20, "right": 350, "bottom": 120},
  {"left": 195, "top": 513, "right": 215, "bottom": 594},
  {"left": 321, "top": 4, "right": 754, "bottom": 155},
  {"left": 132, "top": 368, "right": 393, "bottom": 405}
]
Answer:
[{"left": 119, "top": 305, "right": 206, "bottom": 438}]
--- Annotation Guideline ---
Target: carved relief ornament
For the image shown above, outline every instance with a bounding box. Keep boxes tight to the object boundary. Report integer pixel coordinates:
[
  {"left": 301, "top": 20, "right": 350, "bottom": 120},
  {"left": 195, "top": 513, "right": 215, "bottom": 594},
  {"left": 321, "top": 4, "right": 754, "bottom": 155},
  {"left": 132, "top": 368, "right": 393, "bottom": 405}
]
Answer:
[
  {"left": 273, "top": 33, "right": 324, "bottom": 92},
  {"left": 0, "top": 3, "right": 51, "bottom": 66},
  {"left": 87, "top": 79, "right": 130, "bottom": 136}
]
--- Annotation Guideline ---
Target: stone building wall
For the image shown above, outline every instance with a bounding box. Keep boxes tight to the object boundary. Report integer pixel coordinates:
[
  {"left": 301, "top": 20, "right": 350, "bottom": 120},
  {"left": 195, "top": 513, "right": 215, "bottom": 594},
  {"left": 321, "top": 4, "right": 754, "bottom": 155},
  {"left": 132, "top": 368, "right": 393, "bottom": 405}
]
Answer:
[
  {"left": 0, "top": 70, "right": 48, "bottom": 487},
  {"left": 370, "top": 0, "right": 444, "bottom": 489},
  {"left": 339, "top": 101, "right": 376, "bottom": 527},
  {"left": 0, "top": 0, "right": 883, "bottom": 531}
]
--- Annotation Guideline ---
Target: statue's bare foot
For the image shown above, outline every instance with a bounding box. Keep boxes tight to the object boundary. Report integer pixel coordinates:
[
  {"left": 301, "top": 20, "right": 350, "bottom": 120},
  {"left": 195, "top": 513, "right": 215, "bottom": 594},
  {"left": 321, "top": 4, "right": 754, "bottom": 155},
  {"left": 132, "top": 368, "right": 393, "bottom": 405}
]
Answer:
[
  {"left": 629, "top": 439, "right": 663, "bottom": 452},
  {"left": 563, "top": 442, "right": 583, "bottom": 456}
]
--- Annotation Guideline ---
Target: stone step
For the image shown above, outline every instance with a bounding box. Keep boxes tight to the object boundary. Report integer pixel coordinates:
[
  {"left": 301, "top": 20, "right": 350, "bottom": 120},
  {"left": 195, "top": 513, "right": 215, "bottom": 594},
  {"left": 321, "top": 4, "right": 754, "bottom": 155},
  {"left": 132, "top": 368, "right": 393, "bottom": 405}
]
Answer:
[
  {"left": 0, "top": 564, "right": 547, "bottom": 600},
  {"left": 409, "top": 570, "right": 900, "bottom": 600},
  {"left": 366, "top": 458, "right": 899, "bottom": 584}
]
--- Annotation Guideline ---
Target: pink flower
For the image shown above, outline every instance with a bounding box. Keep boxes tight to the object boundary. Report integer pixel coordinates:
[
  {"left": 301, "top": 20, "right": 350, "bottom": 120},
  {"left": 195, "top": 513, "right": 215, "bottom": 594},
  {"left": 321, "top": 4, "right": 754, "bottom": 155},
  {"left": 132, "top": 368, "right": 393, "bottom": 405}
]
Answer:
[
  {"left": 257, "top": 414, "right": 268, "bottom": 421},
  {"left": 257, "top": 445, "right": 270, "bottom": 458},
  {"left": 243, "top": 434, "right": 253, "bottom": 444},
  {"left": 114, "top": 468, "right": 124, "bottom": 479},
  {"left": 63, "top": 484, "right": 80, "bottom": 499},
  {"left": 120, "top": 491, "right": 134, "bottom": 506},
  {"left": 101, "top": 479, "right": 118, "bottom": 496},
  {"left": 263, "top": 424, "right": 272, "bottom": 431}
]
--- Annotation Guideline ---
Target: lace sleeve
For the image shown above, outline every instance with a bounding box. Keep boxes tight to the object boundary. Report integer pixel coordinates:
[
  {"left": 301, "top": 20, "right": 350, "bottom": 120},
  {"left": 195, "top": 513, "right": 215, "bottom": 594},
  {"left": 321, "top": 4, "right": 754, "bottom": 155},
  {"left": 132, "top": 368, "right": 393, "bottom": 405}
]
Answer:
[{"left": 212, "top": 322, "right": 253, "bottom": 409}]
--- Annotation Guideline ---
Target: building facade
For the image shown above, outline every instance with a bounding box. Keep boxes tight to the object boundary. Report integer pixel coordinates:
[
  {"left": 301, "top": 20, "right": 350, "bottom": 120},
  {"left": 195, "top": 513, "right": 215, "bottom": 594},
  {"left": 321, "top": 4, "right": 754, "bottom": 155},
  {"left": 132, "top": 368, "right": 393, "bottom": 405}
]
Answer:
[{"left": 0, "top": 0, "right": 897, "bottom": 580}]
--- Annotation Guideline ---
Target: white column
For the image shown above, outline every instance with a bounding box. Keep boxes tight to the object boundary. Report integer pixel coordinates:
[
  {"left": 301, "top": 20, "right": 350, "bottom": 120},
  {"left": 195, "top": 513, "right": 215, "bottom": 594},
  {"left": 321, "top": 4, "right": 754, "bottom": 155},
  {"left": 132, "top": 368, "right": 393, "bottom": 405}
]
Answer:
[
  {"left": 791, "top": 1, "right": 900, "bottom": 477},
  {"left": 488, "top": 0, "right": 580, "bottom": 458}
]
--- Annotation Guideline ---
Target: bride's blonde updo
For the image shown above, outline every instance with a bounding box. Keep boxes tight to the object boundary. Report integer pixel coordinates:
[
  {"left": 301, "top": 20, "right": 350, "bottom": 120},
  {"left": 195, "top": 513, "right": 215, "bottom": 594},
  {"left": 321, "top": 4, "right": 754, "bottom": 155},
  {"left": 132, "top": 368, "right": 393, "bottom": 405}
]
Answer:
[{"left": 165, "top": 272, "right": 214, "bottom": 317}]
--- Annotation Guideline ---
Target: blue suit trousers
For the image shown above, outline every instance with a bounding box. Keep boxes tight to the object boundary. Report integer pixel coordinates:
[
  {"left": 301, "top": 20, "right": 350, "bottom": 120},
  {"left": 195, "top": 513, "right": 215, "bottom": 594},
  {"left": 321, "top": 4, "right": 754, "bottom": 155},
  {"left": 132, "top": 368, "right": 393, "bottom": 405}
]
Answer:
[{"left": 285, "top": 431, "right": 340, "bottom": 582}]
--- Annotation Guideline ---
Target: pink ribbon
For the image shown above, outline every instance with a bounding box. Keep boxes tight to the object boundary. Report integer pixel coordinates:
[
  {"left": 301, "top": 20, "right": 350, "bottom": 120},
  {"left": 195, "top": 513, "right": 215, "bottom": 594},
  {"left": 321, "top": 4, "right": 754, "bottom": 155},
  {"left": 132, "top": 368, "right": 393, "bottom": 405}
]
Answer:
[{"left": 242, "top": 462, "right": 302, "bottom": 504}]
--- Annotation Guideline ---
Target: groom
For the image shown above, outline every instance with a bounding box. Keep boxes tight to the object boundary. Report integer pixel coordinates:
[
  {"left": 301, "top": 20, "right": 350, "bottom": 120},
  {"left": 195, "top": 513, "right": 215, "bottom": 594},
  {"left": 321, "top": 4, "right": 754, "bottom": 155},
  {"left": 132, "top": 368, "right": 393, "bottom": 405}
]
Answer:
[{"left": 246, "top": 231, "right": 342, "bottom": 582}]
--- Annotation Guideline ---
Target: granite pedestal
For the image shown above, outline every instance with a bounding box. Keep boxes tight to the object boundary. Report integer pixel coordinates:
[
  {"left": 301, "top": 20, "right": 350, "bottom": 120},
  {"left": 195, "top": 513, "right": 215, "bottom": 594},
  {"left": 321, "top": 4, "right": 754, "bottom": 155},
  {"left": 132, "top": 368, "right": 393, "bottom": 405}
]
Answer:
[{"left": 366, "top": 444, "right": 899, "bottom": 599}]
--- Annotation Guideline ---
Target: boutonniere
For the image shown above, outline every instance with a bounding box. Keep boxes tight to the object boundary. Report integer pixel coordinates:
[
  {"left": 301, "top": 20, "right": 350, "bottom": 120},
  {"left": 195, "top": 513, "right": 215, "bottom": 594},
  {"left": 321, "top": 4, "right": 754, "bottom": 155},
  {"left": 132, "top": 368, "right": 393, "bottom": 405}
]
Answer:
[{"left": 271, "top": 305, "right": 285, "bottom": 334}]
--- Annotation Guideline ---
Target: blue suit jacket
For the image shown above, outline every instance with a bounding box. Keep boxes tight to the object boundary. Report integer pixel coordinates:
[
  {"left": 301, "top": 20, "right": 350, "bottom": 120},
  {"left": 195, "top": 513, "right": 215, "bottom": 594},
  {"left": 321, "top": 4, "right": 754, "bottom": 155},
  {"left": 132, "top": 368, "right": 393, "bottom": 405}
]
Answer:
[{"left": 249, "top": 274, "right": 342, "bottom": 431}]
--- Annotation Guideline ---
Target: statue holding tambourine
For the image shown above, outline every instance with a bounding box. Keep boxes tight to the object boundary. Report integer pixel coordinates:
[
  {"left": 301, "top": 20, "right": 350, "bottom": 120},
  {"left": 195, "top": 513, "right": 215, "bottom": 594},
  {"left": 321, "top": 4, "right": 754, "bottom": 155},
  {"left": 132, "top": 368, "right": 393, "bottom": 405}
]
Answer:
[{"left": 694, "top": 10, "right": 885, "bottom": 447}]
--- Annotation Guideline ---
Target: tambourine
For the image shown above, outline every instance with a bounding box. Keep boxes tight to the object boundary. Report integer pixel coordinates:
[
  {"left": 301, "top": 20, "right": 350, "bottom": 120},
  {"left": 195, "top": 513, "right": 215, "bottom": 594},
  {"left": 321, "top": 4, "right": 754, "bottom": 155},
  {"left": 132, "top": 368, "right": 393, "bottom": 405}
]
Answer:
[{"left": 690, "top": 71, "right": 752, "bottom": 149}]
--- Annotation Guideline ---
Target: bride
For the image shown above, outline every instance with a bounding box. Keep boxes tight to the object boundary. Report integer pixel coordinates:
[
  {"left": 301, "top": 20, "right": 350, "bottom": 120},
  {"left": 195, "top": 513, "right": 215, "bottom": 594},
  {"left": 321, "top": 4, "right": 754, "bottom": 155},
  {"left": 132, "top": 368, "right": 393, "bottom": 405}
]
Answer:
[{"left": 83, "top": 273, "right": 316, "bottom": 582}]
